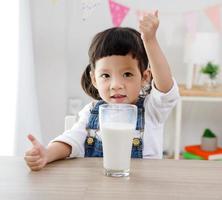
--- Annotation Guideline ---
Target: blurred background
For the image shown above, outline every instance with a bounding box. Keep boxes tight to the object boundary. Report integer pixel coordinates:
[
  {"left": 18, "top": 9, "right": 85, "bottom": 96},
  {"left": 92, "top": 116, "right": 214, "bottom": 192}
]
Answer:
[{"left": 1, "top": 0, "right": 222, "bottom": 157}]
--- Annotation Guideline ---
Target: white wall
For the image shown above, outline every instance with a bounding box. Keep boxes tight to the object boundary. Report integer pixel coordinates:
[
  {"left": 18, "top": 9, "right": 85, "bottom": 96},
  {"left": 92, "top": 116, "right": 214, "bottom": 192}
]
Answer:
[
  {"left": 30, "top": 0, "right": 68, "bottom": 144},
  {"left": 30, "top": 0, "right": 222, "bottom": 153}
]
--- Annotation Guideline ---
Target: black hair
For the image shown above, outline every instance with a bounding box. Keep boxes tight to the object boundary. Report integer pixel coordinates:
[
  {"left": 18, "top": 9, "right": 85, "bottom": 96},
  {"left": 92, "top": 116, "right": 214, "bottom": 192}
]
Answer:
[{"left": 81, "top": 27, "right": 149, "bottom": 100}]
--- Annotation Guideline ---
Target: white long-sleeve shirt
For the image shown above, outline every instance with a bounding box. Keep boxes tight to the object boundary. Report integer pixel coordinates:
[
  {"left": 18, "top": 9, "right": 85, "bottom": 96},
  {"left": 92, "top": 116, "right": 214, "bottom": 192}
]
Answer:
[{"left": 51, "top": 78, "right": 180, "bottom": 159}]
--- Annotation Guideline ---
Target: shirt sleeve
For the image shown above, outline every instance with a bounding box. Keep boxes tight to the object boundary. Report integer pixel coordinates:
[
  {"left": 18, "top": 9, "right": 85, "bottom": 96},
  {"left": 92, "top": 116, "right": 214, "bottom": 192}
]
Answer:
[
  {"left": 144, "top": 77, "right": 180, "bottom": 126},
  {"left": 49, "top": 102, "right": 93, "bottom": 158},
  {"left": 142, "top": 78, "right": 180, "bottom": 159}
]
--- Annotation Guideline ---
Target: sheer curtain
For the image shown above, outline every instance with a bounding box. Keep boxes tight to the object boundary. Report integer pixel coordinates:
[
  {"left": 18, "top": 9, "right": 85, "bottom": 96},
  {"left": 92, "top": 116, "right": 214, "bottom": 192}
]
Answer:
[
  {"left": 14, "top": 0, "right": 42, "bottom": 156},
  {"left": 0, "top": 2, "right": 19, "bottom": 155}
]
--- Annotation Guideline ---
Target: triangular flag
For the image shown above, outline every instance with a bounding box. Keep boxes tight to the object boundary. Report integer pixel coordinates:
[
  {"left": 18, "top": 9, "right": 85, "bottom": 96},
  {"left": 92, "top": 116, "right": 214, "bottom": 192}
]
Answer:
[
  {"left": 204, "top": 5, "right": 221, "bottom": 32},
  {"left": 109, "top": 0, "right": 129, "bottom": 27},
  {"left": 81, "top": 0, "right": 102, "bottom": 20},
  {"left": 184, "top": 11, "right": 197, "bottom": 35}
]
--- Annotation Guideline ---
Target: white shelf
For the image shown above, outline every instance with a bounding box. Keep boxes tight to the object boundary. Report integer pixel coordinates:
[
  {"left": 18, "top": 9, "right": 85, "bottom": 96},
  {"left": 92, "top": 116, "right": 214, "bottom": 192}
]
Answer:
[{"left": 174, "top": 84, "right": 222, "bottom": 160}]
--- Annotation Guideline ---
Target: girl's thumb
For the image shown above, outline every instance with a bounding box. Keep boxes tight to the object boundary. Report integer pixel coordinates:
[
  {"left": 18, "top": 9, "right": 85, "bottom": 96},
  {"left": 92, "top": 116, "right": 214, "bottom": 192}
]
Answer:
[{"left": 27, "top": 134, "right": 40, "bottom": 147}]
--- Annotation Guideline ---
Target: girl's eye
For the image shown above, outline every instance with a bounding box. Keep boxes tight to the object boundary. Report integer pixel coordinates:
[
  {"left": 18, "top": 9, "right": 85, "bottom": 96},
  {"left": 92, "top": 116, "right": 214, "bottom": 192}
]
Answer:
[
  {"left": 101, "top": 74, "right": 110, "bottom": 78},
  {"left": 123, "top": 72, "right": 133, "bottom": 77}
]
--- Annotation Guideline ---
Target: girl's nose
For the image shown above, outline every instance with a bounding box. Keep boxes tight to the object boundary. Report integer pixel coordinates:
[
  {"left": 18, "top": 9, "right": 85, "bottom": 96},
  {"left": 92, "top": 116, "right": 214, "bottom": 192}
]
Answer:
[{"left": 110, "top": 77, "right": 124, "bottom": 90}]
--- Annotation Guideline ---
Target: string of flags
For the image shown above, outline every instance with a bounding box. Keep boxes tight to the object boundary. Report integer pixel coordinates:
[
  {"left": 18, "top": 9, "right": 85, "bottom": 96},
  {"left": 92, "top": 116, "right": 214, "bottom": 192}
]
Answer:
[{"left": 80, "top": 0, "right": 222, "bottom": 33}]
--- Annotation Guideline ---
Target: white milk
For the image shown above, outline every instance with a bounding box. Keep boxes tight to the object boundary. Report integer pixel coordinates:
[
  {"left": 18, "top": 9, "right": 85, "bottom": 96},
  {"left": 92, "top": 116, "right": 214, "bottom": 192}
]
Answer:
[{"left": 101, "top": 122, "right": 134, "bottom": 171}]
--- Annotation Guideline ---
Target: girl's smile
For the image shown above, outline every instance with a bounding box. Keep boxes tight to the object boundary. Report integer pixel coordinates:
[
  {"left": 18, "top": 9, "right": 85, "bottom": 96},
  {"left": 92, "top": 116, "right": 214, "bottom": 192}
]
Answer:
[{"left": 110, "top": 94, "right": 127, "bottom": 103}]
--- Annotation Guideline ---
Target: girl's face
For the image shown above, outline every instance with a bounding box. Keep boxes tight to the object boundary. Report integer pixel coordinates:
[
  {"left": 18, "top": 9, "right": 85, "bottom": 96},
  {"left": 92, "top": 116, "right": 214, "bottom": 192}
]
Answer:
[{"left": 91, "top": 55, "right": 150, "bottom": 104}]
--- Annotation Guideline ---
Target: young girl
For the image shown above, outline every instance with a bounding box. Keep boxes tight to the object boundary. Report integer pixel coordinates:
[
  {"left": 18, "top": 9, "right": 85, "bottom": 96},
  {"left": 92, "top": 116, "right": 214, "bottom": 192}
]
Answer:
[{"left": 24, "top": 11, "right": 179, "bottom": 171}]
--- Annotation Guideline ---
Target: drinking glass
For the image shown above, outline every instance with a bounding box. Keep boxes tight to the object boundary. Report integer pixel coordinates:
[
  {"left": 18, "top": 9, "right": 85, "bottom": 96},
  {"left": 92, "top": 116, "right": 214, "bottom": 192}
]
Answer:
[{"left": 99, "top": 104, "right": 137, "bottom": 177}]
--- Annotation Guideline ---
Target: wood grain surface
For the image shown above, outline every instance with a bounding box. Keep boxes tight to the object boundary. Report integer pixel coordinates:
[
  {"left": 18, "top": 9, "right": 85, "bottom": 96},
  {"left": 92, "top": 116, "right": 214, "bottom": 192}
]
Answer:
[{"left": 0, "top": 157, "right": 222, "bottom": 200}]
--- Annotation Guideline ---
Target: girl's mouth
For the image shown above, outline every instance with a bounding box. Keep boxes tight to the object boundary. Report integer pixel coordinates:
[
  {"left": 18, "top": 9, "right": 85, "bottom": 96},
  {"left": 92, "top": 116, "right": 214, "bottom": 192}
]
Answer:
[{"left": 110, "top": 94, "right": 127, "bottom": 103}]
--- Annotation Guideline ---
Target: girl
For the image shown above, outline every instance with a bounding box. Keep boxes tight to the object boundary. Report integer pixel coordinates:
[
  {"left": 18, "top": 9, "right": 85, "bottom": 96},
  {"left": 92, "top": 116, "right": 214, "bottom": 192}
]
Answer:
[{"left": 24, "top": 11, "right": 179, "bottom": 171}]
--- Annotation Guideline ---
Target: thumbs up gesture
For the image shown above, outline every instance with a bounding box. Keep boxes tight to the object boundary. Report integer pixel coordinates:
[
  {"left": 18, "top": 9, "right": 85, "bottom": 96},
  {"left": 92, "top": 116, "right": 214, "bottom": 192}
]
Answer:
[
  {"left": 24, "top": 134, "right": 48, "bottom": 171},
  {"left": 139, "top": 10, "right": 159, "bottom": 43}
]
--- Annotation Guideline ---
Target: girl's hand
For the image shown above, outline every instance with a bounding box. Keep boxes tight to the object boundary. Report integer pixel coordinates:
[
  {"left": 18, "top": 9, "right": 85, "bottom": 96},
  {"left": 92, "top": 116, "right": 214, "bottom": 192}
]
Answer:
[
  {"left": 24, "top": 134, "right": 48, "bottom": 171},
  {"left": 139, "top": 10, "right": 159, "bottom": 43}
]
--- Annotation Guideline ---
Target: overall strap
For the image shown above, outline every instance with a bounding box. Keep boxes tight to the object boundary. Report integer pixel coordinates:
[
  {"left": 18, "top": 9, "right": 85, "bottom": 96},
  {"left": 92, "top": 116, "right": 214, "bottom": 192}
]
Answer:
[
  {"left": 86, "top": 100, "right": 106, "bottom": 129},
  {"left": 136, "top": 97, "right": 145, "bottom": 131},
  {"left": 86, "top": 97, "right": 145, "bottom": 130}
]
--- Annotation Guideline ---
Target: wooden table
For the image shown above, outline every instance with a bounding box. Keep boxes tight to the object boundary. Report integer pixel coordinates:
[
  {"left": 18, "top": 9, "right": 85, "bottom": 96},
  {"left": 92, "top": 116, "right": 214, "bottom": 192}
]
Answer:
[{"left": 1, "top": 157, "right": 222, "bottom": 200}]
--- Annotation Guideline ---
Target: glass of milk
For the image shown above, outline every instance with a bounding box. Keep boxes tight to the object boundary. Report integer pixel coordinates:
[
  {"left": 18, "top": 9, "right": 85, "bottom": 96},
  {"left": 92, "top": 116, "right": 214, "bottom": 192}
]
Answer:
[{"left": 99, "top": 104, "right": 137, "bottom": 177}]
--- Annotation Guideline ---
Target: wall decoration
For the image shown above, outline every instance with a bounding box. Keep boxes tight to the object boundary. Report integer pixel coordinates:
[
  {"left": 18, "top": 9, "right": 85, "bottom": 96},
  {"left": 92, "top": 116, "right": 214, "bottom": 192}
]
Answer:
[
  {"left": 205, "top": 5, "right": 221, "bottom": 32},
  {"left": 108, "top": 0, "right": 129, "bottom": 27},
  {"left": 79, "top": 1, "right": 222, "bottom": 33}
]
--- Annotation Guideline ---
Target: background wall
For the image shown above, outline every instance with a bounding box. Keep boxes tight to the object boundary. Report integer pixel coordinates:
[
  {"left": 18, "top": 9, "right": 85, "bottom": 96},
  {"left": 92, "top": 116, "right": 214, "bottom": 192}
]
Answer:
[{"left": 30, "top": 0, "right": 222, "bottom": 155}]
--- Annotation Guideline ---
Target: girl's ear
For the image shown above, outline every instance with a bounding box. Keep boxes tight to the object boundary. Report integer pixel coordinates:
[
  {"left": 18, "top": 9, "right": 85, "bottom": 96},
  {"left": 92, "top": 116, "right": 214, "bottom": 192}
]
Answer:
[
  {"left": 141, "top": 69, "right": 151, "bottom": 87},
  {"left": 90, "top": 71, "right": 97, "bottom": 89}
]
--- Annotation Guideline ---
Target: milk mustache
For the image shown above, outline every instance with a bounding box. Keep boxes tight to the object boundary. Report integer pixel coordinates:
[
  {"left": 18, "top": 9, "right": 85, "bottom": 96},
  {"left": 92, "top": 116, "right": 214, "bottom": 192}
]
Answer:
[{"left": 101, "top": 122, "right": 134, "bottom": 171}]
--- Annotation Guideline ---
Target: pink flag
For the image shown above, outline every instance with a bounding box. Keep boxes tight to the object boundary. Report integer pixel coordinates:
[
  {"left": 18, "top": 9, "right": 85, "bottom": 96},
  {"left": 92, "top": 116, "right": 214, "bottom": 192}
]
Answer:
[
  {"left": 109, "top": 0, "right": 129, "bottom": 27},
  {"left": 205, "top": 5, "right": 221, "bottom": 32},
  {"left": 184, "top": 11, "right": 197, "bottom": 35}
]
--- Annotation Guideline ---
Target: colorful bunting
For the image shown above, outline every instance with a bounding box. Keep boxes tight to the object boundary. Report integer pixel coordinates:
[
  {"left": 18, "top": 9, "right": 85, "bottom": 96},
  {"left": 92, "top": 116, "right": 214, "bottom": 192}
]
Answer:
[
  {"left": 204, "top": 5, "right": 221, "bottom": 32},
  {"left": 79, "top": 1, "right": 222, "bottom": 33},
  {"left": 108, "top": 0, "right": 129, "bottom": 27},
  {"left": 81, "top": 0, "right": 102, "bottom": 20}
]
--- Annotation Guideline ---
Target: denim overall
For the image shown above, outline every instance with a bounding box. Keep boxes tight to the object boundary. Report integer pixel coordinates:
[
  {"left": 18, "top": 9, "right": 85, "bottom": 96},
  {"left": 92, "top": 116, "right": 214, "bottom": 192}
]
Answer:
[{"left": 84, "top": 97, "right": 145, "bottom": 158}]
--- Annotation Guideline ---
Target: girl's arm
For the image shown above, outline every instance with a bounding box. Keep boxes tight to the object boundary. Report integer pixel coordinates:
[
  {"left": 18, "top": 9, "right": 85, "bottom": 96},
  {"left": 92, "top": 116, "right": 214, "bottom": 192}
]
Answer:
[
  {"left": 46, "top": 141, "right": 72, "bottom": 163},
  {"left": 139, "top": 10, "right": 173, "bottom": 93}
]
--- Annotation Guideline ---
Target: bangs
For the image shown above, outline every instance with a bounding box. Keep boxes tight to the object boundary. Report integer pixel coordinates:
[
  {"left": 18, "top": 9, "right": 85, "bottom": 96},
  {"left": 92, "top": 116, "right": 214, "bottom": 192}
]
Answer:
[{"left": 89, "top": 27, "right": 148, "bottom": 69}]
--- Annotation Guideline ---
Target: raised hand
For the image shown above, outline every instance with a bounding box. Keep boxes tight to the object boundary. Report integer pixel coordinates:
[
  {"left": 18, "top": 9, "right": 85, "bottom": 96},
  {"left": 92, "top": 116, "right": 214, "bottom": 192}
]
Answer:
[
  {"left": 24, "top": 134, "right": 48, "bottom": 171},
  {"left": 139, "top": 10, "right": 159, "bottom": 42}
]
